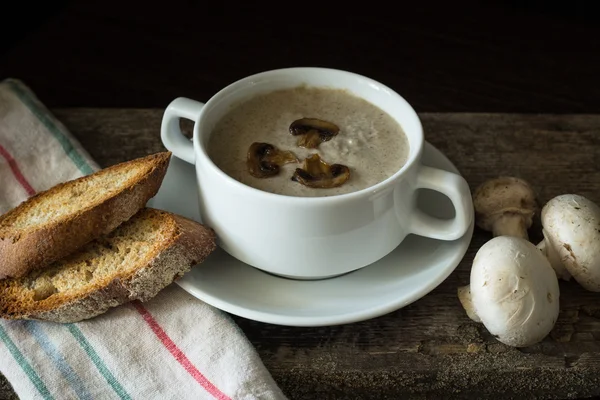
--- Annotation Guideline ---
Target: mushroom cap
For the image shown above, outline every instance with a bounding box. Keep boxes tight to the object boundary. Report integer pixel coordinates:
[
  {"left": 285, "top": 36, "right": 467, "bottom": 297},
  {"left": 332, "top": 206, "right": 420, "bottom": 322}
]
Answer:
[
  {"left": 540, "top": 194, "right": 600, "bottom": 291},
  {"left": 289, "top": 118, "right": 340, "bottom": 149},
  {"left": 291, "top": 154, "right": 350, "bottom": 189},
  {"left": 246, "top": 142, "right": 298, "bottom": 179},
  {"left": 470, "top": 236, "right": 560, "bottom": 347},
  {"left": 473, "top": 177, "right": 538, "bottom": 232}
]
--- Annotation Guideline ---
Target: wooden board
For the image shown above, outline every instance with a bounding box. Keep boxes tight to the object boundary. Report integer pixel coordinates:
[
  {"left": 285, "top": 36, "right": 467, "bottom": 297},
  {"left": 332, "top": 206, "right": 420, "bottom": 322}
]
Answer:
[{"left": 2, "top": 111, "right": 600, "bottom": 400}]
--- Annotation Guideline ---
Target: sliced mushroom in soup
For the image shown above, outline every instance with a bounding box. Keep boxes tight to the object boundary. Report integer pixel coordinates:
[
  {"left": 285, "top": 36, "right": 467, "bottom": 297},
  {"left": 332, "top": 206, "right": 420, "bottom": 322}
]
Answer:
[
  {"left": 246, "top": 142, "right": 299, "bottom": 179},
  {"left": 291, "top": 154, "right": 350, "bottom": 189},
  {"left": 289, "top": 118, "right": 340, "bottom": 149}
]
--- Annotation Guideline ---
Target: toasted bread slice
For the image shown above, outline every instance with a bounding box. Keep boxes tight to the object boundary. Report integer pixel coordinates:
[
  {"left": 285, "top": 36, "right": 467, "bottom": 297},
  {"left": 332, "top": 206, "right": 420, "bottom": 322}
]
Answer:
[
  {"left": 0, "top": 208, "right": 216, "bottom": 323},
  {"left": 0, "top": 152, "right": 171, "bottom": 279}
]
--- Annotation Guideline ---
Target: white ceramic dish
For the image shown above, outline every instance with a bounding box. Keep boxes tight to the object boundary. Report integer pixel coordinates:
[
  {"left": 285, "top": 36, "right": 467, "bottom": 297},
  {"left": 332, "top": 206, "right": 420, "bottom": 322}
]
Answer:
[
  {"left": 148, "top": 142, "right": 474, "bottom": 327},
  {"left": 162, "top": 68, "right": 473, "bottom": 279}
]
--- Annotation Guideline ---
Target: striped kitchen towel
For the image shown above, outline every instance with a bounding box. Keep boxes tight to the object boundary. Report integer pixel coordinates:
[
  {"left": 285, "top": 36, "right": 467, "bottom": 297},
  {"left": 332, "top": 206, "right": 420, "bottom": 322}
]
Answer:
[{"left": 0, "top": 78, "right": 287, "bottom": 400}]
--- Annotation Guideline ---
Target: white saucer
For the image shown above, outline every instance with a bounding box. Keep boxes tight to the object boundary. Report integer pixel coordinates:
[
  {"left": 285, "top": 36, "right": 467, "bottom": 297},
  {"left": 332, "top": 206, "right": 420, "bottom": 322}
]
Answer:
[{"left": 148, "top": 142, "right": 474, "bottom": 327}]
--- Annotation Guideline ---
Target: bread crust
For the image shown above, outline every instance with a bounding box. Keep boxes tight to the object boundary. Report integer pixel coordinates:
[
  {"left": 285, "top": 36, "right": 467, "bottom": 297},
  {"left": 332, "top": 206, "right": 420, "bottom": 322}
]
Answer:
[
  {"left": 0, "top": 152, "right": 171, "bottom": 279},
  {"left": 0, "top": 211, "right": 217, "bottom": 323}
]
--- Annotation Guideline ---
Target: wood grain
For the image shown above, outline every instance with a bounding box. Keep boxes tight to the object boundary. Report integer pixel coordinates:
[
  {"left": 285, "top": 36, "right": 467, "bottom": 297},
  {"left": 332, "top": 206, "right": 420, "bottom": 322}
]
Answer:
[{"left": 2, "top": 110, "right": 600, "bottom": 399}]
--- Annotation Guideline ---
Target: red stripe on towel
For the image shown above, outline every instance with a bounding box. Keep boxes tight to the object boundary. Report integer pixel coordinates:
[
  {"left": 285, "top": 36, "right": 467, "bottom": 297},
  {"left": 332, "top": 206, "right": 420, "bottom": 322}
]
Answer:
[
  {"left": 0, "top": 144, "right": 36, "bottom": 196},
  {"left": 131, "top": 302, "right": 231, "bottom": 400}
]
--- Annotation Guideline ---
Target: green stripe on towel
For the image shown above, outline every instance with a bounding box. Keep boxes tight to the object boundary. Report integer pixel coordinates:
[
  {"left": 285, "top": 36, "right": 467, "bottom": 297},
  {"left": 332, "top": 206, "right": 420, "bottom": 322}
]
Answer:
[
  {"left": 67, "top": 324, "right": 132, "bottom": 400},
  {"left": 6, "top": 80, "right": 94, "bottom": 176},
  {"left": 0, "top": 323, "right": 54, "bottom": 400},
  {"left": 23, "top": 321, "right": 93, "bottom": 400}
]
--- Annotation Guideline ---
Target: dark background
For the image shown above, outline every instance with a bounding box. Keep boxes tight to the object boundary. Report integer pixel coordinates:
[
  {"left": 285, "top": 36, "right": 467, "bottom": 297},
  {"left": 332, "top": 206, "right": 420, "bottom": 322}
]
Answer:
[
  {"left": 1, "top": 2, "right": 600, "bottom": 399},
  {"left": 1, "top": 0, "right": 598, "bottom": 113}
]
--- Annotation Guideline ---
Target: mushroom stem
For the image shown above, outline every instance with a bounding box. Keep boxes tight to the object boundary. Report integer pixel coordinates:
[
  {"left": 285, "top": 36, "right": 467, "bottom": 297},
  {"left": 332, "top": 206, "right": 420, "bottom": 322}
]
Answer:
[
  {"left": 536, "top": 232, "right": 572, "bottom": 281},
  {"left": 491, "top": 213, "right": 530, "bottom": 239},
  {"left": 472, "top": 177, "right": 537, "bottom": 240},
  {"left": 457, "top": 285, "right": 481, "bottom": 323}
]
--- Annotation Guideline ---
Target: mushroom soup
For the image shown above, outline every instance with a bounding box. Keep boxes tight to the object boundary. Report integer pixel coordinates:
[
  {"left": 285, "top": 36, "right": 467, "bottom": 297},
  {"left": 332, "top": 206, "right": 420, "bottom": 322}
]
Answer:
[{"left": 207, "top": 86, "right": 410, "bottom": 197}]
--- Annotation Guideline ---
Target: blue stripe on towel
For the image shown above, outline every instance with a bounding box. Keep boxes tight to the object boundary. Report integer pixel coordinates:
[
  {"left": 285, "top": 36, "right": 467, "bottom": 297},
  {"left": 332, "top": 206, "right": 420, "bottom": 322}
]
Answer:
[{"left": 23, "top": 321, "right": 93, "bottom": 400}]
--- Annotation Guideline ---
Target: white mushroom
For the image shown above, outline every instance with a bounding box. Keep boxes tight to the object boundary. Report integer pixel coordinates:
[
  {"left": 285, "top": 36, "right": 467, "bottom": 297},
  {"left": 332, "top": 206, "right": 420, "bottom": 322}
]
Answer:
[
  {"left": 460, "top": 176, "right": 562, "bottom": 347},
  {"left": 457, "top": 285, "right": 480, "bottom": 323},
  {"left": 472, "top": 177, "right": 538, "bottom": 239},
  {"left": 458, "top": 236, "right": 560, "bottom": 347},
  {"left": 536, "top": 194, "right": 600, "bottom": 290}
]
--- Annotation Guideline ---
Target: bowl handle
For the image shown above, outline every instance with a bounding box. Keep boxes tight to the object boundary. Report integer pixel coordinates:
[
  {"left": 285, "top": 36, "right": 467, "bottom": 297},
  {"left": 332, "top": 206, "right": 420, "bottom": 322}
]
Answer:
[
  {"left": 160, "top": 97, "right": 205, "bottom": 164},
  {"left": 409, "top": 165, "right": 474, "bottom": 240}
]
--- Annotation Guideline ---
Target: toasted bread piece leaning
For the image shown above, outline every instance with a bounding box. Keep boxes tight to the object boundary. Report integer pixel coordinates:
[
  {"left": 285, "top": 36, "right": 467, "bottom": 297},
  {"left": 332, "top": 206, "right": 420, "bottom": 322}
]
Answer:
[
  {"left": 0, "top": 208, "right": 217, "bottom": 323},
  {"left": 0, "top": 152, "right": 171, "bottom": 280}
]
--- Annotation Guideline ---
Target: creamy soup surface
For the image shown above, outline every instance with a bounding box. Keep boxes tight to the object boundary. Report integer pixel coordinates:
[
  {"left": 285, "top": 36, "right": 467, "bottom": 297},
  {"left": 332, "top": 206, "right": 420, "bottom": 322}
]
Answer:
[{"left": 207, "top": 86, "right": 410, "bottom": 197}]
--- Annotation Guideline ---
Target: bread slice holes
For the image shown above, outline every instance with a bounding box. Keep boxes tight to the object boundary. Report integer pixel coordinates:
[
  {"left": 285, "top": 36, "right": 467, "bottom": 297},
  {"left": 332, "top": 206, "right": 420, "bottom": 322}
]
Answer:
[
  {"left": 100, "top": 240, "right": 115, "bottom": 251},
  {"left": 84, "top": 270, "right": 94, "bottom": 282},
  {"left": 32, "top": 279, "right": 57, "bottom": 301},
  {"left": 69, "top": 189, "right": 83, "bottom": 199}
]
